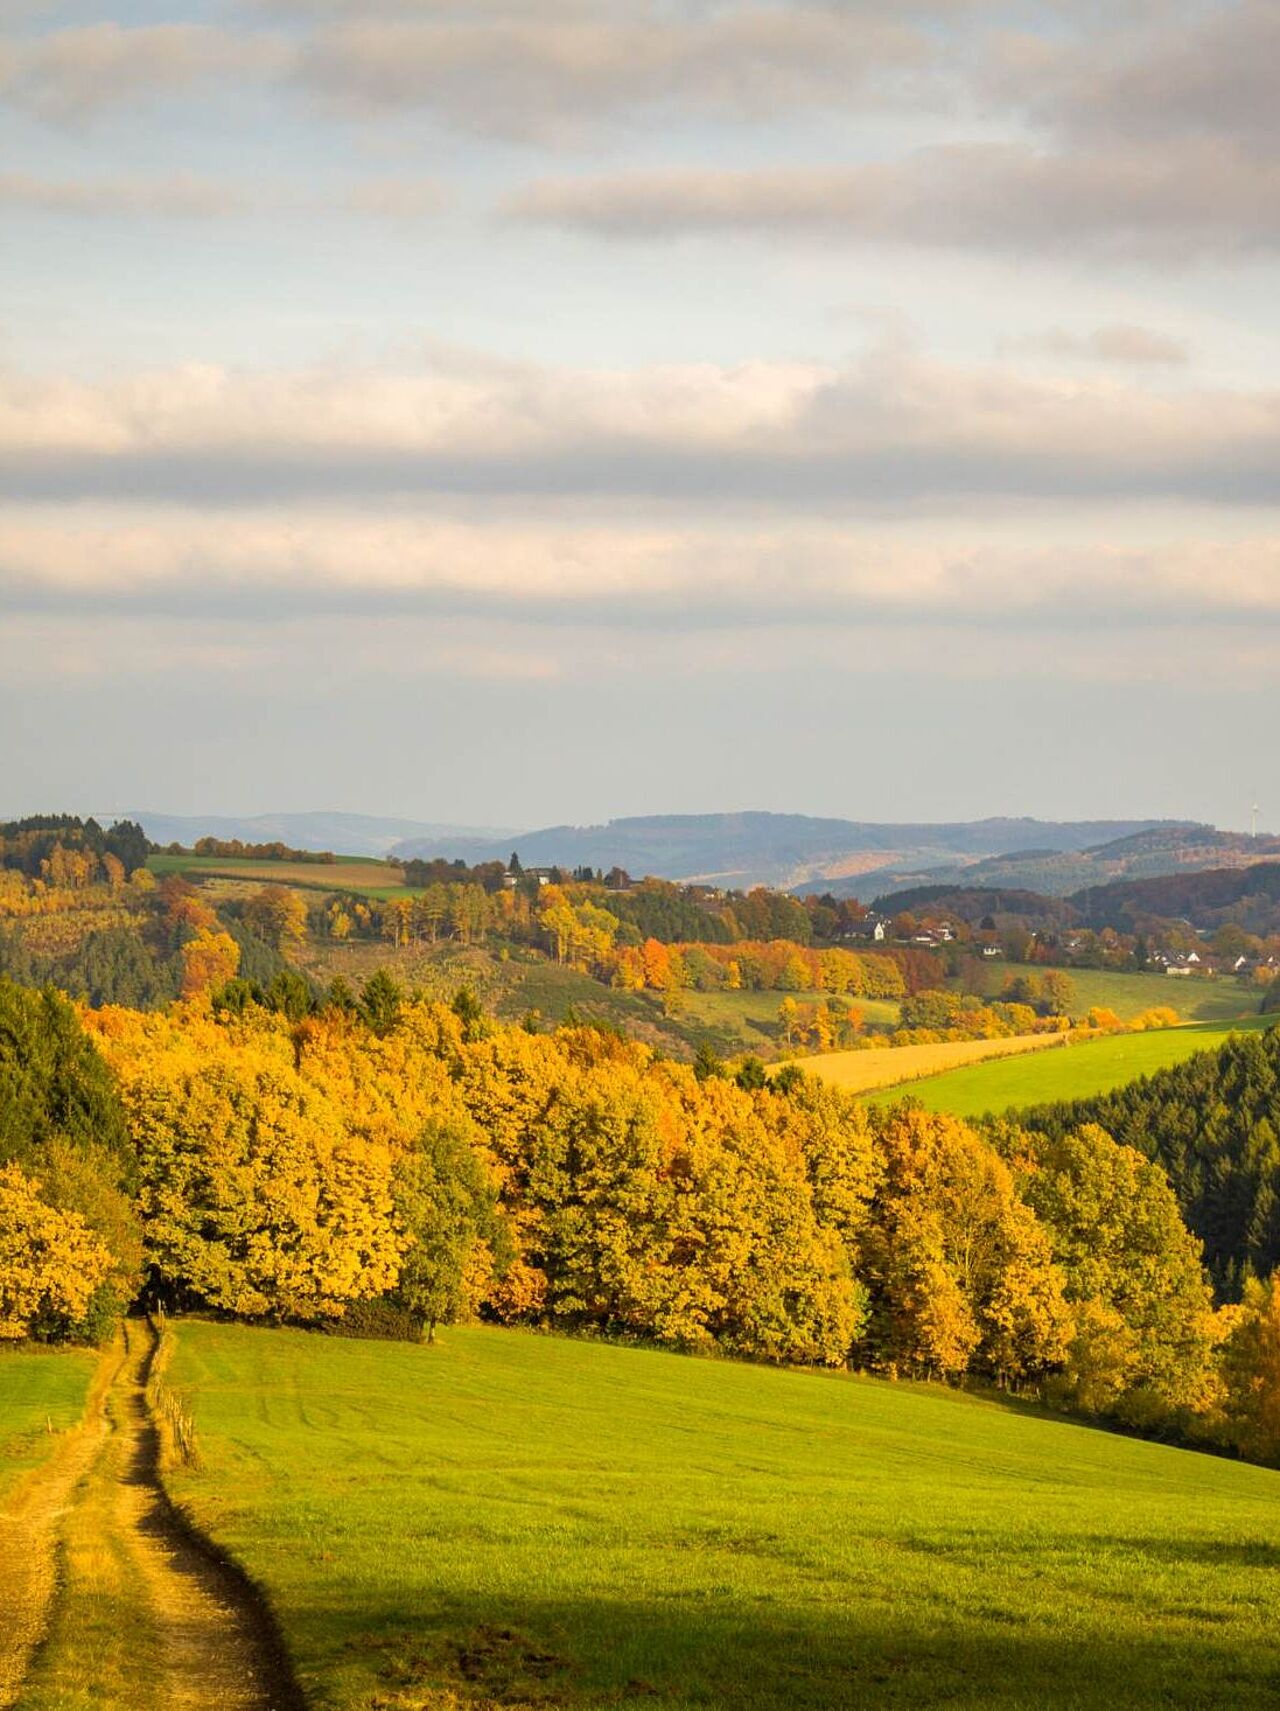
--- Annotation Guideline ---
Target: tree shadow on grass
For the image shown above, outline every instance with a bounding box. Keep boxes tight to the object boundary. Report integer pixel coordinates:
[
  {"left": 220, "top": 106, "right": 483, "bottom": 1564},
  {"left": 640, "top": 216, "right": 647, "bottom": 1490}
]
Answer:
[{"left": 302, "top": 1584, "right": 1280, "bottom": 1711}]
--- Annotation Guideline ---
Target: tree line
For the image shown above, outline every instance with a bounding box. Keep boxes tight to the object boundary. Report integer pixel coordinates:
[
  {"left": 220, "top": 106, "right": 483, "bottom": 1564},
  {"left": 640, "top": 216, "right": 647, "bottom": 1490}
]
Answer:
[
  {"left": 1012, "top": 1029, "right": 1280, "bottom": 1300},
  {"left": 3, "top": 976, "right": 1280, "bottom": 1466}
]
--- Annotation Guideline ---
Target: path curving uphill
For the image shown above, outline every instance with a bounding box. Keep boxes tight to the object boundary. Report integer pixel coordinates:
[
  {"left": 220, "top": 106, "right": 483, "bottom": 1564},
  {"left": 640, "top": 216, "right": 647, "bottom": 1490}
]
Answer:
[{"left": 0, "top": 1321, "right": 303, "bottom": 1711}]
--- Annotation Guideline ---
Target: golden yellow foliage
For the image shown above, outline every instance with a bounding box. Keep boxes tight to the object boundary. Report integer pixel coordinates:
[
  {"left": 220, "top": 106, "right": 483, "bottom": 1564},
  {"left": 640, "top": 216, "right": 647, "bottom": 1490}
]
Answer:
[{"left": 0, "top": 1163, "right": 113, "bottom": 1340}]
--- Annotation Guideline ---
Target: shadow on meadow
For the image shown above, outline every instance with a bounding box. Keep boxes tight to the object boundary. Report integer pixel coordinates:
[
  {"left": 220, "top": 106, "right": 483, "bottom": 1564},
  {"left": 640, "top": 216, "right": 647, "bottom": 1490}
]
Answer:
[{"left": 302, "top": 1584, "right": 1280, "bottom": 1711}]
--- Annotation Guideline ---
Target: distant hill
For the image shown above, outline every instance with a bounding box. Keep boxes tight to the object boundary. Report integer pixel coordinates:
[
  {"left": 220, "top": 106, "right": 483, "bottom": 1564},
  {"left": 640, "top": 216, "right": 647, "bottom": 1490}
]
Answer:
[
  {"left": 868, "top": 884, "right": 1081, "bottom": 929},
  {"left": 828, "top": 823, "right": 1278, "bottom": 902},
  {"left": 391, "top": 812, "right": 1185, "bottom": 891},
  {"left": 871, "top": 858, "right": 1280, "bottom": 939},
  {"left": 119, "top": 811, "right": 519, "bottom": 859},
  {"left": 1073, "top": 859, "right": 1280, "bottom": 934}
]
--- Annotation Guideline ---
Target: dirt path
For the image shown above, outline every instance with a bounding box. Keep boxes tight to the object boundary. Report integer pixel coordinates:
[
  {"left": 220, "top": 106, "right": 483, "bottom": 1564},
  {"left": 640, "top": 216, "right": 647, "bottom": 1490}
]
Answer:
[{"left": 0, "top": 1321, "right": 303, "bottom": 1711}]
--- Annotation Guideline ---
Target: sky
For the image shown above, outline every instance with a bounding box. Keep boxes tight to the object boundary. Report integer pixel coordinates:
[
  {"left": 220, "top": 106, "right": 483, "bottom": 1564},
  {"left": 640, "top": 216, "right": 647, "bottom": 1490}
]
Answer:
[{"left": 1, "top": 0, "right": 1277, "bottom": 833}]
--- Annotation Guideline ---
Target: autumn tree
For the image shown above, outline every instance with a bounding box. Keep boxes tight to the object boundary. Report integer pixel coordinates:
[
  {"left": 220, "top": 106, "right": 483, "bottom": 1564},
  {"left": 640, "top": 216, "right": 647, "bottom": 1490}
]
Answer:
[
  {"left": 100, "top": 1017, "right": 403, "bottom": 1321},
  {"left": 0, "top": 979, "right": 141, "bottom": 1336},
  {"left": 857, "top": 1106, "right": 1071, "bottom": 1383},
  {"left": 244, "top": 885, "right": 308, "bottom": 949},
  {"left": 1220, "top": 1273, "right": 1280, "bottom": 1463},
  {"left": 180, "top": 928, "right": 240, "bottom": 998},
  {"left": 1005, "top": 1123, "right": 1218, "bottom": 1417},
  {"left": 0, "top": 1163, "right": 112, "bottom": 1341}
]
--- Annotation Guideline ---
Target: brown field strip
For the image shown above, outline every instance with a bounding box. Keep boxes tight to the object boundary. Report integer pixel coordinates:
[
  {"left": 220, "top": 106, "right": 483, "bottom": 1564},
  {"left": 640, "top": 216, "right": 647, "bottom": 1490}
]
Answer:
[{"left": 774, "top": 1031, "right": 1062, "bottom": 1094}]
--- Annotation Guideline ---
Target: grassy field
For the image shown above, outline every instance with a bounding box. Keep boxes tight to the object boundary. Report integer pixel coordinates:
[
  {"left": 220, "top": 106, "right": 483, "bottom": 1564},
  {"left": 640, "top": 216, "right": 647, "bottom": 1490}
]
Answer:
[
  {"left": 147, "top": 852, "right": 414, "bottom": 898},
  {"left": 0, "top": 1348, "right": 96, "bottom": 1501},
  {"left": 781, "top": 1032, "right": 1058, "bottom": 1095},
  {"left": 980, "top": 963, "right": 1259, "bottom": 1024},
  {"left": 675, "top": 987, "right": 900, "bottom": 1055},
  {"left": 166, "top": 1320, "right": 1280, "bottom": 1711},
  {"left": 867, "top": 1016, "right": 1277, "bottom": 1118}
]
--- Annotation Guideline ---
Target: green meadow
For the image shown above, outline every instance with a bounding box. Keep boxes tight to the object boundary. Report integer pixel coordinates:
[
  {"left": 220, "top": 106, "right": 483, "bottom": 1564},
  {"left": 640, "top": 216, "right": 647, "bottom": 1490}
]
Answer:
[
  {"left": 0, "top": 1348, "right": 95, "bottom": 1500},
  {"left": 146, "top": 851, "right": 414, "bottom": 899},
  {"left": 987, "top": 964, "right": 1257, "bottom": 1024},
  {"left": 167, "top": 1320, "right": 1280, "bottom": 1711},
  {"left": 673, "top": 986, "right": 901, "bottom": 1052},
  {"left": 866, "top": 1016, "right": 1276, "bottom": 1118}
]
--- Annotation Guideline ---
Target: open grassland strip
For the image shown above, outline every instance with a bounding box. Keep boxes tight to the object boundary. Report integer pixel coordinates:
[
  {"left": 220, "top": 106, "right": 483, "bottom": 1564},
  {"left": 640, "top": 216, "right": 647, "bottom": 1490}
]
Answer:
[
  {"left": 989, "top": 964, "right": 1260, "bottom": 1025},
  {"left": 866, "top": 1015, "right": 1276, "bottom": 1118},
  {"left": 147, "top": 854, "right": 413, "bottom": 897},
  {"left": 0, "top": 1344, "right": 115, "bottom": 1708},
  {"left": 0, "top": 1348, "right": 98, "bottom": 1506},
  {"left": 674, "top": 988, "right": 902, "bottom": 1057},
  {"left": 780, "top": 1030, "right": 1059, "bottom": 1094},
  {"left": 9, "top": 1321, "right": 303, "bottom": 1711},
  {"left": 167, "top": 1320, "right": 1280, "bottom": 1711}
]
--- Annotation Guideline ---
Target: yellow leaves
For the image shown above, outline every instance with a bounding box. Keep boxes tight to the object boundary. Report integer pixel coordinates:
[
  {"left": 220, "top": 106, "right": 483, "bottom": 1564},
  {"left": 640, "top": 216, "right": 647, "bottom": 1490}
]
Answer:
[
  {"left": 244, "top": 885, "right": 308, "bottom": 947},
  {"left": 79, "top": 986, "right": 1221, "bottom": 1410},
  {"left": 179, "top": 929, "right": 240, "bottom": 998},
  {"left": 91, "top": 1003, "right": 405, "bottom": 1321},
  {"left": 1219, "top": 1276, "right": 1280, "bottom": 1463},
  {"left": 858, "top": 1106, "right": 1070, "bottom": 1382},
  {"left": 0, "top": 1163, "right": 113, "bottom": 1340}
]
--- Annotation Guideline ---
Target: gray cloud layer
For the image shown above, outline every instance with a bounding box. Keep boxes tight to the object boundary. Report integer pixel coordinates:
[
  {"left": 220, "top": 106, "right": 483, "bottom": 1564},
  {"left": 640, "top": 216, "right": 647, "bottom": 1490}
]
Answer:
[
  {"left": 507, "top": 138, "right": 1280, "bottom": 261},
  {"left": 2, "top": 345, "right": 1279, "bottom": 508},
  {"left": 3, "top": 509, "right": 1278, "bottom": 640},
  {"left": 4, "top": 5, "right": 1275, "bottom": 263}
]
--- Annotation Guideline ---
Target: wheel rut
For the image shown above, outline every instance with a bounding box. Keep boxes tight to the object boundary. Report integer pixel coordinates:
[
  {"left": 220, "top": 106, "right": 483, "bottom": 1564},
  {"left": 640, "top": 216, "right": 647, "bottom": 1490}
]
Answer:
[{"left": 0, "top": 1321, "right": 304, "bottom": 1711}]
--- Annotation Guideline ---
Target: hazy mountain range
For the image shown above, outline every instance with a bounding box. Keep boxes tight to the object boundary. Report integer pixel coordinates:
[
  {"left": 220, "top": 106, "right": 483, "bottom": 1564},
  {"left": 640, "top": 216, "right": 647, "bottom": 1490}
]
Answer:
[
  {"left": 849, "top": 825, "right": 1280, "bottom": 904},
  {"left": 106, "top": 809, "right": 1274, "bottom": 897},
  {"left": 117, "top": 811, "right": 518, "bottom": 859},
  {"left": 393, "top": 813, "right": 1191, "bottom": 891}
]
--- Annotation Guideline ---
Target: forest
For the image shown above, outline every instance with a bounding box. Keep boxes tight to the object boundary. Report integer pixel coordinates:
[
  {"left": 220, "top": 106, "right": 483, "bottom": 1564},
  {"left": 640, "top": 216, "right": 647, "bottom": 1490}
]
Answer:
[{"left": 3, "top": 970, "right": 1279, "bottom": 1468}]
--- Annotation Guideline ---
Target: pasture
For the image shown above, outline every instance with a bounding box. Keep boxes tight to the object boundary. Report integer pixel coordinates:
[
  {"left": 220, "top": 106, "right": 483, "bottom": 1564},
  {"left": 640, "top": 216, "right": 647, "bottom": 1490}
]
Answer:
[
  {"left": 985, "top": 963, "right": 1258, "bottom": 1024},
  {"left": 867, "top": 1016, "right": 1276, "bottom": 1118},
  {"left": 165, "top": 1320, "right": 1280, "bottom": 1711},
  {"left": 674, "top": 987, "right": 901, "bottom": 1054},
  {"left": 0, "top": 1348, "right": 95, "bottom": 1501},
  {"left": 147, "top": 852, "right": 413, "bottom": 899},
  {"left": 779, "top": 1031, "right": 1057, "bottom": 1094}
]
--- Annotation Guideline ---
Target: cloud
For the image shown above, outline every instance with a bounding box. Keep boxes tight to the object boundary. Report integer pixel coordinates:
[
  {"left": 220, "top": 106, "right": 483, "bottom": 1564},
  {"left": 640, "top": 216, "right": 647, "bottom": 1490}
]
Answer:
[
  {"left": 0, "top": 23, "right": 281, "bottom": 120},
  {"left": 0, "top": 173, "right": 250, "bottom": 217},
  {"left": 991, "top": 0, "right": 1280, "bottom": 151},
  {"left": 2, "top": 509, "right": 1278, "bottom": 661},
  {"left": 286, "top": 7, "right": 933, "bottom": 139},
  {"left": 1015, "top": 325, "right": 1190, "bottom": 367},
  {"left": 2, "top": 344, "right": 1279, "bottom": 509},
  {"left": 506, "top": 137, "right": 1280, "bottom": 261}
]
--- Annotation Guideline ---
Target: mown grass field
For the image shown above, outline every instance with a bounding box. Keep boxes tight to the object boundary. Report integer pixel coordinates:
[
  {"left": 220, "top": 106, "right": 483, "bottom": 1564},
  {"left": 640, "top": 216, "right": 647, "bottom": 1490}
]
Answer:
[
  {"left": 166, "top": 1321, "right": 1280, "bottom": 1711},
  {"left": 780, "top": 1032, "right": 1058, "bottom": 1095},
  {"left": 147, "top": 852, "right": 414, "bottom": 898},
  {"left": 985, "top": 963, "right": 1258, "bottom": 1024},
  {"left": 0, "top": 1348, "right": 95, "bottom": 1501},
  {"left": 866, "top": 1016, "right": 1277, "bottom": 1118}
]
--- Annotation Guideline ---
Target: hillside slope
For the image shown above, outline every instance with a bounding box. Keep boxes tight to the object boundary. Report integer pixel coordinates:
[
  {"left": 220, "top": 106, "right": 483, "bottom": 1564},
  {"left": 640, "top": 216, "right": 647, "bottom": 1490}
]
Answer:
[{"left": 166, "top": 1320, "right": 1280, "bottom": 1711}]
